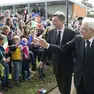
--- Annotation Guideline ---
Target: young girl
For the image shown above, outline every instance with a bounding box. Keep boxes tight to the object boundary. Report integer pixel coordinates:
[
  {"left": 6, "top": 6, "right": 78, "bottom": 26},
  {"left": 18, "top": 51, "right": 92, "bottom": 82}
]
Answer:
[
  {"left": 22, "top": 26, "right": 37, "bottom": 71},
  {"left": 22, "top": 25, "right": 31, "bottom": 39},
  {"left": 21, "top": 38, "right": 30, "bottom": 80}
]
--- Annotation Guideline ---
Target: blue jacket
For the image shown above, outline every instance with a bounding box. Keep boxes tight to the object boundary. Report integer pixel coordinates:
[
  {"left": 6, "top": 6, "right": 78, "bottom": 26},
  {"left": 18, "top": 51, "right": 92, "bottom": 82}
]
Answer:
[{"left": 0, "top": 23, "right": 4, "bottom": 27}]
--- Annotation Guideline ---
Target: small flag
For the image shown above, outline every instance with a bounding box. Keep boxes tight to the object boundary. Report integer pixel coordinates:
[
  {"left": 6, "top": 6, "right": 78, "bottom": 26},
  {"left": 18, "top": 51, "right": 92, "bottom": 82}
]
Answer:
[
  {"left": 28, "top": 35, "right": 33, "bottom": 45},
  {"left": 37, "top": 88, "right": 47, "bottom": 93},
  {"left": 20, "top": 40, "right": 26, "bottom": 46},
  {"left": 3, "top": 37, "right": 9, "bottom": 53}
]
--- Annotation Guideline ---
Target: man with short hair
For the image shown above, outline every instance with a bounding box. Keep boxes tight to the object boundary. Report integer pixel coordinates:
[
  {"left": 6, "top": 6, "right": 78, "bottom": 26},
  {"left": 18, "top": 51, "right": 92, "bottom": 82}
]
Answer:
[
  {"left": 39, "top": 11, "right": 76, "bottom": 94},
  {"left": 33, "top": 17, "right": 94, "bottom": 94}
]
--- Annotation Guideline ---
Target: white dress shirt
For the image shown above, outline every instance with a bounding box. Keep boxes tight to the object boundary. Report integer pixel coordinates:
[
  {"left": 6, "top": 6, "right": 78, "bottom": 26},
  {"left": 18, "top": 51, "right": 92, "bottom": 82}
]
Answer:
[
  {"left": 85, "top": 37, "right": 94, "bottom": 48},
  {"left": 47, "top": 25, "right": 65, "bottom": 49},
  {"left": 57, "top": 25, "right": 65, "bottom": 44}
]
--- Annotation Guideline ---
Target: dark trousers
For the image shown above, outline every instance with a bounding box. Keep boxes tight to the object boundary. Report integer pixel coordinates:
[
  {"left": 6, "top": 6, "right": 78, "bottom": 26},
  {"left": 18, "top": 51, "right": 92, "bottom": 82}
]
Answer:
[
  {"left": 55, "top": 71, "right": 72, "bottom": 94},
  {"left": 38, "top": 67, "right": 45, "bottom": 79},
  {"left": 8, "top": 61, "right": 12, "bottom": 74},
  {"left": 22, "top": 59, "right": 30, "bottom": 80},
  {"left": 29, "top": 51, "right": 36, "bottom": 67},
  {"left": 1, "top": 62, "right": 9, "bottom": 87},
  {"left": 33, "top": 48, "right": 43, "bottom": 62},
  {"left": 76, "top": 79, "right": 88, "bottom": 94},
  {"left": 5, "top": 52, "right": 12, "bottom": 74}
]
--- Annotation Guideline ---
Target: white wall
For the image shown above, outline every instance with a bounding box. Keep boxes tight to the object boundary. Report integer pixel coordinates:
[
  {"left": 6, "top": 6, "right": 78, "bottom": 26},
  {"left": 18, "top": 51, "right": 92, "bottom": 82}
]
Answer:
[
  {"left": 1, "top": 3, "right": 73, "bottom": 16},
  {"left": 47, "top": 4, "right": 72, "bottom": 15}
]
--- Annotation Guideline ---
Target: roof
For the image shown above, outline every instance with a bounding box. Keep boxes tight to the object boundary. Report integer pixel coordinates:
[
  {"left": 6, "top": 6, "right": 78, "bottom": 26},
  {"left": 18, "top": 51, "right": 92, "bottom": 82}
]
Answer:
[
  {"left": 0, "top": 0, "right": 86, "bottom": 8},
  {"left": 69, "top": 0, "right": 86, "bottom": 7},
  {"left": 0, "top": 0, "right": 61, "bottom": 6}
]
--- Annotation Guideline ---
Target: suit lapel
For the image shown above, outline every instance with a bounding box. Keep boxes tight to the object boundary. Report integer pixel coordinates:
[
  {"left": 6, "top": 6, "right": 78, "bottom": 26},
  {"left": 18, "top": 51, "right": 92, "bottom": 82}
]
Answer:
[
  {"left": 84, "top": 39, "right": 94, "bottom": 62},
  {"left": 61, "top": 27, "right": 68, "bottom": 44},
  {"left": 80, "top": 39, "right": 85, "bottom": 60},
  {"left": 54, "top": 29, "right": 58, "bottom": 44}
]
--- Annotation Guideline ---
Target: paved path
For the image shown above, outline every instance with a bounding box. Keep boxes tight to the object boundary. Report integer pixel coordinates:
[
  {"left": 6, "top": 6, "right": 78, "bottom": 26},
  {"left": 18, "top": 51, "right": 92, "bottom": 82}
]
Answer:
[{"left": 48, "top": 77, "right": 77, "bottom": 94}]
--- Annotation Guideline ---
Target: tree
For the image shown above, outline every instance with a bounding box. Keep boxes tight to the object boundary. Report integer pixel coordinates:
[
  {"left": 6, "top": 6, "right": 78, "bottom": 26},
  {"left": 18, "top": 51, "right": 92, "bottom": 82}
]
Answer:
[
  {"left": 81, "top": 0, "right": 93, "bottom": 8},
  {"left": 81, "top": 0, "right": 94, "bottom": 17}
]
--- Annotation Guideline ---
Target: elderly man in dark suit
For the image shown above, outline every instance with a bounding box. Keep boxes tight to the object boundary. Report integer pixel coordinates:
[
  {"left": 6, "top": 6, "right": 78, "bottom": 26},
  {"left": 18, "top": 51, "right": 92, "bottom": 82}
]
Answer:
[
  {"left": 38, "top": 11, "right": 76, "bottom": 94},
  {"left": 33, "top": 17, "right": 94, "bottom": 94}
]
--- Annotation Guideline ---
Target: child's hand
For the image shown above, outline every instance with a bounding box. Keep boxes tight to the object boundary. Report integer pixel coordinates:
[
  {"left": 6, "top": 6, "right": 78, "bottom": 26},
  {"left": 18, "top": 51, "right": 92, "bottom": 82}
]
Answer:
[
  {"left": 3, "top": 58, "right": 9, "bottom": 62},
  {"left": 15, "top": 43, "right": 19, "bottom": 48},
  {"left": 4, "top": 51, "right": 6, "bottom": 54},
  {"left": 4, "top": 57, "right": 10, "bottom": 63},
  {"left": 6, "top": 58, "right": 10, "bottom": 62},
  {"left": 7, "top": 57, "right": 10, "bottom": 61}
]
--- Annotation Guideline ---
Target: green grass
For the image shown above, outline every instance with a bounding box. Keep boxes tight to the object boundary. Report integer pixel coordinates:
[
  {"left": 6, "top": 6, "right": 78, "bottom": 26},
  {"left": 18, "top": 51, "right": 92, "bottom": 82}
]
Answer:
[{"left": 3, "top": 66, "right": 57, "bottom": 94}]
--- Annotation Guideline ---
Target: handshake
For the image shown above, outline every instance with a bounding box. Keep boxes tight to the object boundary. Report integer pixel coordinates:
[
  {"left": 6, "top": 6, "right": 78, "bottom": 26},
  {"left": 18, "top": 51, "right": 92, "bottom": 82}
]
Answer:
[{"left": 32, "top": 37, "right": 49, "bottom": 49}]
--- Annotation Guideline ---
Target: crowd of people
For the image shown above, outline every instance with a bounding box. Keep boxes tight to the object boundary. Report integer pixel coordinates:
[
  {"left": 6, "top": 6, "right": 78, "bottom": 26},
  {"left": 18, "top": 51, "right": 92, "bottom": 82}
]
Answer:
[
  {"left": 0, "top": 9, "right": 53, "bottom": 93},
  {"left": 0, "top": 8, "right": 83, "bottom": 94}
]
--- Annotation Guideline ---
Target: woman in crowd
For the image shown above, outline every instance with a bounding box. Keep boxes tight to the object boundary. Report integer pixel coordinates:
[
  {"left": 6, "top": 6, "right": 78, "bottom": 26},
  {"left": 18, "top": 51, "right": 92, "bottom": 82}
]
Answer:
[
  {"left": 6, "top": 18, "right": 15, "bottom": 32},
  {"left": 19, "top": 20, "right": 25, "bottom": 34}
]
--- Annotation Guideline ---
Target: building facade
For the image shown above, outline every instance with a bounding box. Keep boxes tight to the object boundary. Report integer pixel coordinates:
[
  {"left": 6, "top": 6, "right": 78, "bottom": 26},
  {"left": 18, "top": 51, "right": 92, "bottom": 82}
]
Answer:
[{"left": 0, "top": 0, "right": 86, "bottom": 17}]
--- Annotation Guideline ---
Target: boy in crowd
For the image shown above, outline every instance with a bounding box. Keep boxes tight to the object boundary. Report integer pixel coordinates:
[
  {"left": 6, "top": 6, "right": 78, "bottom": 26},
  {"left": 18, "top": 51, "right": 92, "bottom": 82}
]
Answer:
[
  {"left": 0, "top": 34, "right": 13, "bottom": 91},
  {"left": 10, "top": 35, "right": 22, "bottom": 86}
]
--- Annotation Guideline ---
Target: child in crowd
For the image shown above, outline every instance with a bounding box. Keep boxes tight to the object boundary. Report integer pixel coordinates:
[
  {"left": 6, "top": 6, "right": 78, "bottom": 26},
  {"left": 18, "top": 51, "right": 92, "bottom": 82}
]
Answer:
[
  {"left": 29, "top": 29, "right": 37, "bottom": 71},
  {"left": 10, "top": 35, "right": 22, "bottom": 86},
  {"left": 0, "top": 34, "right": 13, "bottom": 91},
  {"left": 22, "top": 25, "right": 31, "bottom": 39},
  {"left": 2, "top": 25, "right": 15, "bottom": 80},
  {"left": 22, "top": 26, "right": 37, "bottom": 71},
  {"left": 0, "top": 63, "right": 4, "bottom": 79},
  {"left": 21, "top": 38, "right": 30, "bottom": 80},
  {"left": 37, "top": 61, "right": 45, "bottom": 80},
  {"left": 0, "top": 64, "right": 4, "bottom": 94}
]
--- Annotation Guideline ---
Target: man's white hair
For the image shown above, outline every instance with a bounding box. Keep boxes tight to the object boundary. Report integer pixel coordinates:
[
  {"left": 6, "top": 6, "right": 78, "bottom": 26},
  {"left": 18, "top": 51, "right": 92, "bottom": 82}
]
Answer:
[{"left": 82, "top": 17, "right": 94, "bottom": 30}]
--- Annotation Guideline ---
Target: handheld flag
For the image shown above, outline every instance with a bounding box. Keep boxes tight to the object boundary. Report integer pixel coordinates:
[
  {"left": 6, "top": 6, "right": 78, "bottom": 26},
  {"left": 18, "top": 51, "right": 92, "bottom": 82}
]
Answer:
[{"left": 28, "top": 35, "right": 33, "bottom": 45}]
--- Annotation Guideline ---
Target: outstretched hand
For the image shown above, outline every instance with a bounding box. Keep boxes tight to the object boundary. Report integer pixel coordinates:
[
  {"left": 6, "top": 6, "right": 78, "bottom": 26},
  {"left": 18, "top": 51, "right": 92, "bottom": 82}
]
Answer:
[
  {"left": 32, "top": 37, "right": 49, "bottom": 48},
  {"left": 32, "top": 36, "right": 39, "bottom": 45}
]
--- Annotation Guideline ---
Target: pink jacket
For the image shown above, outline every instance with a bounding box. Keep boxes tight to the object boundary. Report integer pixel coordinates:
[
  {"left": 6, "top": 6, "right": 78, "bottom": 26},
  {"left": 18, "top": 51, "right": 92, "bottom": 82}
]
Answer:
[{"left": 22, "top": 45, "right": 29, "bottom": 59}]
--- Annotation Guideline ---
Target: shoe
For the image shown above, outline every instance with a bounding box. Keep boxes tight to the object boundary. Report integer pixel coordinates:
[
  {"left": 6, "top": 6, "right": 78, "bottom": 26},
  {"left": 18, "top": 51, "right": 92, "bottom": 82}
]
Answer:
[
  {"left": 32, "top": 67, "right": 37, "bottom": 71},
  {"left": 19, "top": 74, "right": 21, "bottom": 77},
  {"left": 8, "top": 74, "right": 12, "bottom": 80},
  {"left": 15, "top": 81, "right": 20, "bottom": 87},
  {"left": 19, "top": 79, "right": 23, "bottom": 82},
  {"left": 27, "top": 76, "right": 31, "bottom": 80},
  {"left": 1, "top": 86, "right": 8, "bottom": 92},
  {"left": 25, "top": 78, "right": 28, "bottom": 81},
  {"left": 39, "top": 76, "right": 45, "bottom": 80},
  {"left": 7, "top": 83, "right": 13, "bottom": 89}
]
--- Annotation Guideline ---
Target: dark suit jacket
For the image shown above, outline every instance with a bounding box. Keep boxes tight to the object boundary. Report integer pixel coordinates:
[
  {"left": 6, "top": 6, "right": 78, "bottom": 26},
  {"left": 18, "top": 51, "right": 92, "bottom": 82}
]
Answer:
[
  {"left": 41, "top": 27, "right": 76, "bottom": 73},
  {"left": 48, "top": 35, "right": 94, "bottom": 93}
]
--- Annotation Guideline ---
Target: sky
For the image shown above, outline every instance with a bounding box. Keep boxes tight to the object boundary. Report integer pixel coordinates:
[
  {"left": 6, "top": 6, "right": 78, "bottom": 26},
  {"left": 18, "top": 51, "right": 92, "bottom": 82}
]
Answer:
[
  {"left": 0, "top": 0, "right": 94, "bottom": 6},
  {"left": 79, "top": 0, "right": 94, "bottom": 5}
]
